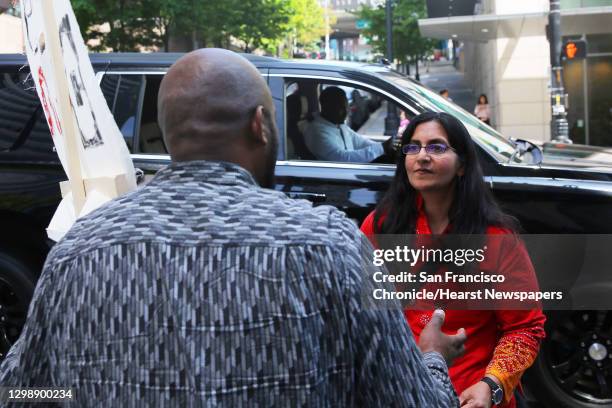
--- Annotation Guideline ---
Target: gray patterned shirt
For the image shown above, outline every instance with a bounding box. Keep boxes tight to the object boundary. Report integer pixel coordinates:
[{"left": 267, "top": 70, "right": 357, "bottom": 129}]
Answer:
[{"left": 0, "top": 161, "right": 458, "bottom": 407}]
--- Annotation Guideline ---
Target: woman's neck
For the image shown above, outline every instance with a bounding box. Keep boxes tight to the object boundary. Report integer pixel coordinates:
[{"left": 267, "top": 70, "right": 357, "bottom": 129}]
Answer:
[{"left": 421, "top": 189, "right": 454, "bottom": 234}]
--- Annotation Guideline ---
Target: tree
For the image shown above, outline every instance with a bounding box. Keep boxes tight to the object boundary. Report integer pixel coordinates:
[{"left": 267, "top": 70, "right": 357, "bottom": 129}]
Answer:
[
  {"left": 72, "top": 0, "right": 162, "bottom": 51},
  {"left": 259, "top": 0, "right": 333, "bottom": 57},
  {"left": 354, "top": 0, "right": 436, "bottom": 63},
  {"left": 288, "top": 0, "right": 330, "bottom": 48},
  {"left": 230, "top": 0, "right": 291, "bottom": 53},
  {"left": 72, "top": 0, "right": 304, "bottom": 54}
]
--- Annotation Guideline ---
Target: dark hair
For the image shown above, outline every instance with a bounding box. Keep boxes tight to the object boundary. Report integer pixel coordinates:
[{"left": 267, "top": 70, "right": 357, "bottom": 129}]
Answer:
[
  {"left": 373, "top": 111, "right": 517, "bottom": 234},
  {"left": 478, "top": 93, "right": 488, "bottom": 104},
  {"left": 319, "top": 86, "right": 346, "bottom": 109},
  {"left": 439, "top": 89, "right": 449, "bottom": 95}
]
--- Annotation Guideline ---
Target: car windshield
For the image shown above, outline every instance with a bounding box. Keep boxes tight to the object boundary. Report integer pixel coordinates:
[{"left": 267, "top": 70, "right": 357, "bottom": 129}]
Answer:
[{"left": 380, "top": 72, "right": 524, "bottom": 164}]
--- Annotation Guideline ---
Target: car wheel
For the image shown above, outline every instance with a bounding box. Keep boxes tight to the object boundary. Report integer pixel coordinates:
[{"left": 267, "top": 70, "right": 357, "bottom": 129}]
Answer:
[
  {"left": 0, "top": 251, "right": 37, "bottom": 361},
  {"left": 525, "top": 311, "right": 612, "bottom": 407}
]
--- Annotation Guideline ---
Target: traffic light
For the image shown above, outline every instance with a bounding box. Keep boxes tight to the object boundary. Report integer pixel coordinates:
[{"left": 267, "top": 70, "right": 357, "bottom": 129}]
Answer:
[{"left": 562, "top": 40, "right": 587, "bottom": 60}]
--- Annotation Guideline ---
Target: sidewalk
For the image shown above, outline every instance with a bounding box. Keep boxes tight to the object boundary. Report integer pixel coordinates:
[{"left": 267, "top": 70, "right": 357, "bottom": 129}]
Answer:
[{"left": 417, "top": 61, "right": 477, "bottom": 114}]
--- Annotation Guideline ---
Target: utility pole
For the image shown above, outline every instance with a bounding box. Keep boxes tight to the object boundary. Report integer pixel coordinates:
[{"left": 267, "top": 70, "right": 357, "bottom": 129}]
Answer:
[
  {"left": 385, "top": 0, "right": 393, "bottom": 62},
  {"left": 384, "top": 0, "right": 399, "bottom": 137},
  {"left": 324, "top": 0, "right": 330, "bottom": 60},
  {"left": 548, "top": 0, "right": 571, "bottom": 143}
]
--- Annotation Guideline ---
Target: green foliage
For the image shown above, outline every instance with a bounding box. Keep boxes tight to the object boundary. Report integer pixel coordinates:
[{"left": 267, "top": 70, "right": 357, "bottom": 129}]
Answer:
[
  {"left": 259, "top": 0, "right": 334, "bottom": 56},
  {"left": 72, "top": 0, "right": 162, "bottom": 51},
  {"left": 354, "top": 0, "right": 436, "bottom": 62},
  {"left": 288, "top": 0, "right": 331, "bottom": 47},
  {"left": 230, "top": 0, "right": 292, "bottom": 52},
  {"left": 71, "top": 0, "right": 328, "bottom": 54}
]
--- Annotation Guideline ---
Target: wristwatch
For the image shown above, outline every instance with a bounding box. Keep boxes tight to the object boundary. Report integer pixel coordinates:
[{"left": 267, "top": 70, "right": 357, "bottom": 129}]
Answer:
[{"left": 480, "top": 377, "right": 503, "bottom": 406}]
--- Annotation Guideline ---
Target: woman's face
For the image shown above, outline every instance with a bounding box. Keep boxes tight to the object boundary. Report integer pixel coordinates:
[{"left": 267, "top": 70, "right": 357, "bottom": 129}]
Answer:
[
  {"left": 405, "top": 121, "right": 464, "bottom": 193},
  {"left": 479, "top": 96, "right": 486, "bottom": 104}
]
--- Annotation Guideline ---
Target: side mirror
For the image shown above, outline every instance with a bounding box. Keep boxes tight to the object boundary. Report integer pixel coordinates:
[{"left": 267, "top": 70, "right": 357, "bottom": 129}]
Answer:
[{"left": 510, "top": 138, "right": 543, "bottom": 165}]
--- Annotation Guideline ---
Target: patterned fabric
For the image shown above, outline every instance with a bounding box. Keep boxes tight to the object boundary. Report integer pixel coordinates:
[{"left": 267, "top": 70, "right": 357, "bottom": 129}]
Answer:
[
  {"left": 485, "top": 325, "right": 543, "bottom": 404},
  {"left": 1, "top": 161, "right": 458, "bottom": 407}
]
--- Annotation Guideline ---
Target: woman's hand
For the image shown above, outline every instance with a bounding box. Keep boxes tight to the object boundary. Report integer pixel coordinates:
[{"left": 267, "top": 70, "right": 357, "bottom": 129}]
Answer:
[{"left": 459, "top": 380, "right": 492, "bottom": 408}]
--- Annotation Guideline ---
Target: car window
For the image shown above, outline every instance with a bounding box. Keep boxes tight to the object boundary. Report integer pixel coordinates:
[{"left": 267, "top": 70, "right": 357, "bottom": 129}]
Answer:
[
  {"left": 0, "top": 71, "right": 55, "bottom": 159},
  {"left": 100, "top": 74, "right": 145, "bottom": 153},
  {"left": 285, "top": 79, "right": 406, "bottom": 164},
  {"left": 138, "top": 75, "right": 166, "bottom": 155},
  {"left": 380, "top": 72, "right": 524, "bottom": 164}
]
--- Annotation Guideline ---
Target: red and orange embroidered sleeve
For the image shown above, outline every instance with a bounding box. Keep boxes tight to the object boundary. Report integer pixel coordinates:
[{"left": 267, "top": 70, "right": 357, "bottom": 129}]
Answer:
[{"left": 486, "top": 236, "right": 546, "bottom": 404}]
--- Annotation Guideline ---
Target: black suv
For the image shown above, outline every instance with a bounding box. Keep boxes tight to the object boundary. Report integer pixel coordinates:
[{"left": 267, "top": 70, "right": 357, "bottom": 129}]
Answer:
[{"left": 1, "top": 53, "right": 612, "bottom": 407}]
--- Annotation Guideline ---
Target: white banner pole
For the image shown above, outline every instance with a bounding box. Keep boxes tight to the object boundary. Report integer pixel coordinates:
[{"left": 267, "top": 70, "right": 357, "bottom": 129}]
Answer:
[{"left": 40, "top": 0, "right": 86, "bottom": 214}]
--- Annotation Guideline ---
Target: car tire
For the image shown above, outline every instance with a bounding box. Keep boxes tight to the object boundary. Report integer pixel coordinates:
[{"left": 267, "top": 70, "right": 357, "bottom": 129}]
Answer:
[
  {"left": 524, "top": 310, "right": 612, "bottom": 407},
  {"left": 0, "top": 250, "right": 38, "bottom": 361}
]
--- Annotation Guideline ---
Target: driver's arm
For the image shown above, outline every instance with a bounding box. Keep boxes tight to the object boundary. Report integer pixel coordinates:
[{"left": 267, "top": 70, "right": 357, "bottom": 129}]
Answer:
[
  {"left": 304, "top": 123, "right": 384, "bottom": 163},
  {"left": 347, "top": 126, "right": 382, "bottom": 150}
]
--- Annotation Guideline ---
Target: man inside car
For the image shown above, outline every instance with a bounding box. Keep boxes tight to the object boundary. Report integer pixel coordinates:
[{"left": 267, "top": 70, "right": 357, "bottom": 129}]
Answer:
[{"left": 302, "top": 86, "right": 394, "bottom": 162}]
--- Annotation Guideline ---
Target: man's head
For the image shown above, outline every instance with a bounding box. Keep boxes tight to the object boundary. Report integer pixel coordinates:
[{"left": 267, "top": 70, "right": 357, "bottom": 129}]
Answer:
[
  {"left": 319, "top": 86, "right": 348, "bottom": 125},
  {"left": 158, "top": 48, "right": 278, "bottom": 187}
]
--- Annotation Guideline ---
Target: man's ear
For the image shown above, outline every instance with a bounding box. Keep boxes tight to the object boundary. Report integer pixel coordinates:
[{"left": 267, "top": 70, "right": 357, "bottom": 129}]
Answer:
[{"left": 250, "top": 105, "right": 268, "bottom": 145}]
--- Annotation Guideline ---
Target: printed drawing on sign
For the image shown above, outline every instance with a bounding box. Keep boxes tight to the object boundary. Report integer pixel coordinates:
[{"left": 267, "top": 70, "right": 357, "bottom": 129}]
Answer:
[
  {"left": 58, "top": 14, "right": 104, "bottom": 149},
  {"left": 22, "top": 0, "right": 37, "bottom": 53},
  {"left": 38, "top": 67, "right": 62, "bottom": 137}
]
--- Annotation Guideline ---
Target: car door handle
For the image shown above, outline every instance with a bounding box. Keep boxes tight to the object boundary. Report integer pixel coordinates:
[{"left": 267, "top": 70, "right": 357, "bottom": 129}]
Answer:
[{"left": 286, "top": 192, "right": 327, "bottom": 203}]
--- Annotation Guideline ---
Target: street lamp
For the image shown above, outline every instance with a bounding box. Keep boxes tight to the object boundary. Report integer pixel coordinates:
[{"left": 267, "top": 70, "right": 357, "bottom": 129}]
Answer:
[
  {"left": 385, "top": 0, "right": 393, "bottom": 62},
  {"left": 384, "top": 0, "right": 399, "bottom": 137},
  {"left": 324, "top": 0, "right": 330, "bottom": 60}
]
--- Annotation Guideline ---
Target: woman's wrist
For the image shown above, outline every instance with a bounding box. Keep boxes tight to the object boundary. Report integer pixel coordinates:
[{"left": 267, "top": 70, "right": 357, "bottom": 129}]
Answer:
[{"left": 481, "top": 375, "right": 504, "bottom": 405}]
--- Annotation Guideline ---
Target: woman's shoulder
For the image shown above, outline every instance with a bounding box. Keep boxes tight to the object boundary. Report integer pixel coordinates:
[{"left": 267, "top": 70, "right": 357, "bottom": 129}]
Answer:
[
  {"left": 485, "top": 225, "right": 514, "bottom": 235},
  {"left": 360, "top": 210, "right": 379, "bottom": 234}
]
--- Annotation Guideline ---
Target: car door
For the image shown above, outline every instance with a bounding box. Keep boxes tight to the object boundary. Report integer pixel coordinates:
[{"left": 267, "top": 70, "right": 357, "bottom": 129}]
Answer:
[{"left": 268, "top": 72, "right": 415, "bottom": 223}]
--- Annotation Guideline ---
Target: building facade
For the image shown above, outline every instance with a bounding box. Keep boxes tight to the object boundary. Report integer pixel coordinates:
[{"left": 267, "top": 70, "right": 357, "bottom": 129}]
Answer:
[
  {"left": 320, "top": 0, "right": 380, "bottom": 60},
  {"left": 0, "top": 2, "right": 23, "bottom": 54},
  {"left": 419, "top": 0, "right": 612, "bottom": 146}
]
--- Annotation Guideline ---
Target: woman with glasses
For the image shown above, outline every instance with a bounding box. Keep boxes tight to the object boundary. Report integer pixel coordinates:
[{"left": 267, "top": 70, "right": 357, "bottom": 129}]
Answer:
[{"left": 361, "top": 112, "right": 545, "bottom": 408}]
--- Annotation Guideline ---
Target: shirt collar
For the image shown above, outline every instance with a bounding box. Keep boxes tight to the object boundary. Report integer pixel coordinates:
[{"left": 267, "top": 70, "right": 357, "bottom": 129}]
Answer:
[{"left": 150, "top": 160, "right": 258, "bottom": 187}]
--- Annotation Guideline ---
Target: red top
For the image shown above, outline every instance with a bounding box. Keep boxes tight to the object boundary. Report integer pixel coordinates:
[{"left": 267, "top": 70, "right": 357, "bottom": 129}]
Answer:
[{"left": 360, "top": 203, "right": 546, "bottom": 408}]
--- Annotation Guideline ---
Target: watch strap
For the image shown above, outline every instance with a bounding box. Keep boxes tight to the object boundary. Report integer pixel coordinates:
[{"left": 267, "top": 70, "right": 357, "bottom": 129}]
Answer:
[{"left": 480, "top": 377, "right": 503, "bottom": 405}]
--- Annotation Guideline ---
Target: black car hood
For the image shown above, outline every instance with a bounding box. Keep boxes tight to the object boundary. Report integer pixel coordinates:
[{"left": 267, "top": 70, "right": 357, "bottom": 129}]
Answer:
[
  {"left": 534, "top": 156, "right": 612, "bottom": 183},
  {"left": 541, "top": 156, "right": 612, "bottom": 171},
  {"left": 541, "top": 143, "right": 612, "bottom": 169}
]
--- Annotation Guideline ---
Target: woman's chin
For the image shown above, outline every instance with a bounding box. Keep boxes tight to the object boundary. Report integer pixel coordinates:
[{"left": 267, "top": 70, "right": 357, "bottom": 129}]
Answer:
[
  {"left": 409, "top": 179, "right": 435, "bottom": 191},
  {"left": 410, "top": 182, "right": 452, "bottom": 193}
]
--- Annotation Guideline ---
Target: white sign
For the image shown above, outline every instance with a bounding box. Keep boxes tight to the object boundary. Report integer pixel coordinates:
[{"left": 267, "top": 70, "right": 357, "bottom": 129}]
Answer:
[
  {"left": 552, "top": 104, "right": 566, "bottom": 115},
  {"left": 21, "top": 0, "right": 137, "bottom": 241}
]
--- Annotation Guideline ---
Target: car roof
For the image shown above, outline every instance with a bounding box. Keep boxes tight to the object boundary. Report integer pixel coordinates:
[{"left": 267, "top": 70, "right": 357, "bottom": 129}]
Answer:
[{"left": 0, "top": 52, "right": 399, "bottom": 76}]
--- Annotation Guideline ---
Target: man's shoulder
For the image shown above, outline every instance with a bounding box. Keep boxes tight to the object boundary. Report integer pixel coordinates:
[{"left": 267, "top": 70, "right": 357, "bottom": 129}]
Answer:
[
  {"left": 304, "top": 114, "right": 332, "bottom": 131},
  {"left": 50, "top": 183, "right": 361, "bottom": 262}
]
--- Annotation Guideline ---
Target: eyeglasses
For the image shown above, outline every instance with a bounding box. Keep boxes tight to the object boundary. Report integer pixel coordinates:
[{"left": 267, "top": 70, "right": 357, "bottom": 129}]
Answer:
[{"left": 401, "top": 143, "right": 455, "bottom": 155}]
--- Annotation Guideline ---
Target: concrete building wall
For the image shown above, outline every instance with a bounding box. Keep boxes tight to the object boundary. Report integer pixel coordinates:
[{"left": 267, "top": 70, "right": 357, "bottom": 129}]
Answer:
[
  {"left": 494, "top": 35, "right": 551, "bottom": 141},
  {"left": 463, "top": 38, "right": 498, "bottom": 127},
  {"left": 0, "top": 14, "right": 23, "bottom": 53},
  {"left": 461, "top": 0, "right": 552, "bottom": 141}
]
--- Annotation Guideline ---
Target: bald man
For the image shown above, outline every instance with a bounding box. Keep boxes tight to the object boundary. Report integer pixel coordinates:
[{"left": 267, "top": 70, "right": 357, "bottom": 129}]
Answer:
[{"left": 0, "top": 49, "right": 464, "bottom": 407}]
